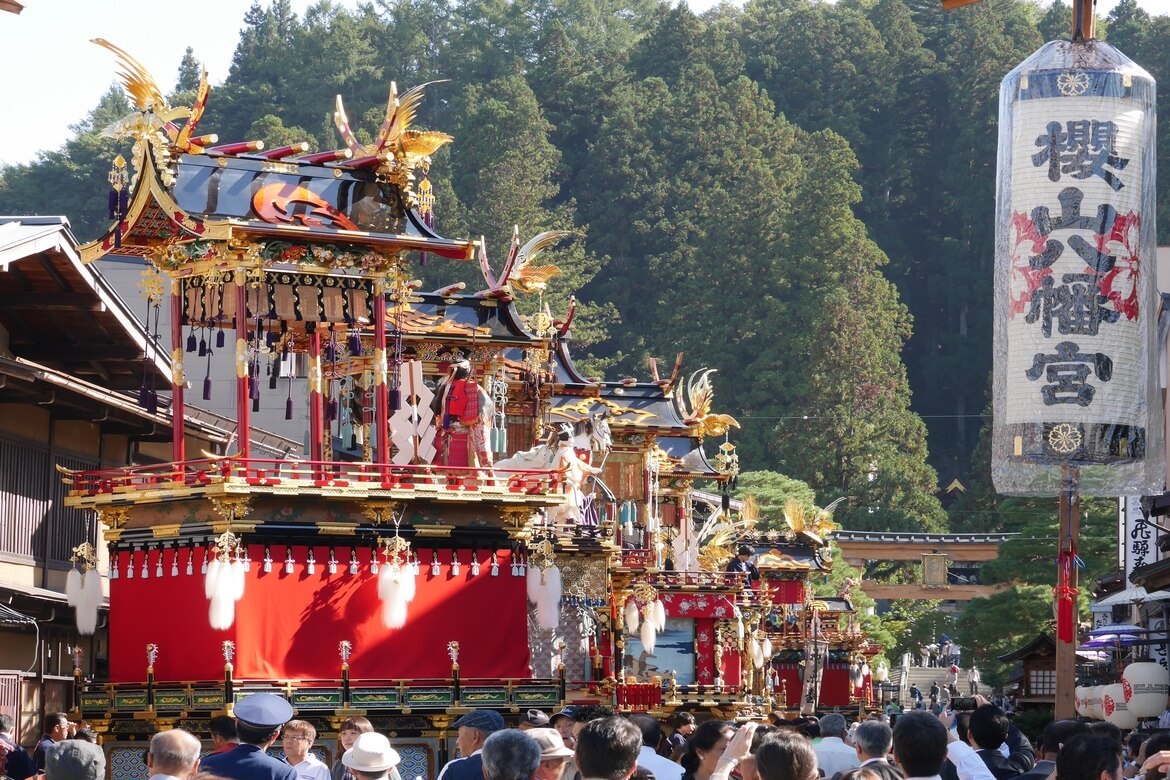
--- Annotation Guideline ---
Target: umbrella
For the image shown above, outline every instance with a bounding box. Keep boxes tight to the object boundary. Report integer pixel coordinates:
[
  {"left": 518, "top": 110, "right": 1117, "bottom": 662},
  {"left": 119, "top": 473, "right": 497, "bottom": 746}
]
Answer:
[
  {"left": 1086, "top": 622, "right": 1156, "bottom": 636},
  {"left": 1095, "top": 587, "right": 1170, "bottom": 607},
  {"left": 1079, "top": 634, "right": 1146, "bottom": 649}
]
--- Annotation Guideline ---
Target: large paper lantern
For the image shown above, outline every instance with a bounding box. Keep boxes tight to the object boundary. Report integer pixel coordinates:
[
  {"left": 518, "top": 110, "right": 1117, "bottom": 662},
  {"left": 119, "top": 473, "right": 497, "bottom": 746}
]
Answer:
[
  {"left": 1104, "top": 683, "right": 1139, "bottom": 729},
  {"left": 1075, "top": 685, "right": 1088, "bottom": 716},
  {"left": 1123, "top": 661, "right": 1170, "bottom": 717},
  {"left": 992, "top": 40, "right": 1164, "bottom": 495}
]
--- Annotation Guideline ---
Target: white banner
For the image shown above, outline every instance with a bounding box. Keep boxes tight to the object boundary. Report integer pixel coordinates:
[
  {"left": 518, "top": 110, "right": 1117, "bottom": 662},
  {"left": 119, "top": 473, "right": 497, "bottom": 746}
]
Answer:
[{"left": 1122, "top": 496, "right": 1162, "bottom": 580}]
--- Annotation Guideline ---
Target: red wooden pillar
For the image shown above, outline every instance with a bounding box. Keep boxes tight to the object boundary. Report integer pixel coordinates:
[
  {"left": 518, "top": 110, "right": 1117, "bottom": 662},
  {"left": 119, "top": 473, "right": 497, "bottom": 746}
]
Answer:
[
  {"left": 234, "top": 269, "right": 251, "bottom": 459},
  {"left": 169, "top": 278, "right": 186, "bottom": 463},
  {"left": 373, "top": 280, "right": 389, "bottom": 466},
  {"left": 307, "top": 324, "right": 324, "bottom": 468}
]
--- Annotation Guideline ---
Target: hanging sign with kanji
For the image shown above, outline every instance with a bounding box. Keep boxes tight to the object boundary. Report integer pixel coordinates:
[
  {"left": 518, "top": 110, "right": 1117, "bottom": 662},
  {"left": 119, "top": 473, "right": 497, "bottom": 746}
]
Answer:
[{"left": 993, "top": 41, "right": 1163, "bottom": 496}]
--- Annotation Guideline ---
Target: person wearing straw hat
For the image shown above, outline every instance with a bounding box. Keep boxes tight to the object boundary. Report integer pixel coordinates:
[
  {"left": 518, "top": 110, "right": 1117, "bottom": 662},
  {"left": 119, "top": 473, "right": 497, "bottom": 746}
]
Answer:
[
  {"left": 200, "top": 693, "right": 298, "bottom": 780},
  {"left": 341, "top": 733, "right": 402, "bottom": 780}
]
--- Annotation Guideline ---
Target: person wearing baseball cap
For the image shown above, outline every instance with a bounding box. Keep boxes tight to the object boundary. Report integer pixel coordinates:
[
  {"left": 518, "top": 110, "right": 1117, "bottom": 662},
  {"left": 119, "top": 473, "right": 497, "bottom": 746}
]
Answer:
[
  {"left": 200, "top": 693, "right": 298, "bottom": 780},
  {"left": 341, "top": 733, "right": 401, "bottom": 780},
  {"left": 526, "top": 728, "right": 576, "bottom": 780},
  {"left": 548, "top": 708, "right": 576, "bottom": 747},
  {"left": 437, "top": 710, "right": 506, "bottom": 780},
  {"left": 44, "top": 740, "right": 105, "bottom": 780}
]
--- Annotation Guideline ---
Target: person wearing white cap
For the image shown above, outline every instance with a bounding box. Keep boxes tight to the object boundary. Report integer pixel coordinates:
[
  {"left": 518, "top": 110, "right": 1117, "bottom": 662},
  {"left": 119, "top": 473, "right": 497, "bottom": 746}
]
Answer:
[
  {"left": 342, "top": 733, "right": 402, "bottom": 780},
  {"left": 526, "top": 728, "right": 576, "bottom": 780}
]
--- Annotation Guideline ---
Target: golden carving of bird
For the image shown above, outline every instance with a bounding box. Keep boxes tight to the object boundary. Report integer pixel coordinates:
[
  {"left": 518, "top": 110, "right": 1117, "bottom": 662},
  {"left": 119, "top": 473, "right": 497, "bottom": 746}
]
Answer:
[
  {"left": 479, "top": 228, "right": 572, "bottom": 298},
  {"left": 92, "top": 39, "right": 211, "bottom": 152},
  {"left": 678, "top": 368, "right": 740, "bottom": 439},
  {"left": 334, "top": 81, "right": 451, "bottom": 160}
]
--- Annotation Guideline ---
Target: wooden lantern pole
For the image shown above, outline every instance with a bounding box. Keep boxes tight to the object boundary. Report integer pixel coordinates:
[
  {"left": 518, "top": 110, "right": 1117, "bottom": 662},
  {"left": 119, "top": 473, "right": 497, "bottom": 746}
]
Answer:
[{"left": 1055, "top": 465, "right": 1081, "bottom": 719}]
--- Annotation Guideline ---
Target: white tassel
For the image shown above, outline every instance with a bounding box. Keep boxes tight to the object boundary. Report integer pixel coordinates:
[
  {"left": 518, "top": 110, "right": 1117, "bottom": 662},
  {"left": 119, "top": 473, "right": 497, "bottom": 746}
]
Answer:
[
  {"left": 750, "top": 638, "right": 764, "bottom": 669},
  {"left": 526, "top": 565, "right": 541, "bottom": 604},
  {"left": 762, "top": 637, "right": 773, "bottom": 660},
  {"left": 736, "top": 619, "right": 744, "bottom": 641},
  {"left": 185, "top": 550, "right": 193, "bottom": 576},
  {"left": 624, "top": 599, "right": 640, "bottom": 633},
  {"left": 66, "top": 568, "right": 81, "bottom": 607},
  {"left": 156, "top": 553, "right": 163, "bottom": 578},
  {"left": 76, "top": 570, "right": 102, "bottom": 635},
  {"left": 378, "top": 563, "right": 396, "bottom": 599},
  {"left": 110, "top": 555, "right": 119, "bottom": 580},
  {"left": 451, "top": 553, "right": 461, "bottom": 577},
  {"left": 471, "top": 557, "right": 481, "bottom": 576},
  {"left": 170, "top": 550, "right": 179, "bottom": 577},
  {"left": 126, "top": 551, "right": 135, "bottom": 579},
  {"left": 654, "top": 599, "right": 666, "bottom": 631},
  {"left": 535, "top": 566, "right": 562, "bottom": 631},
  {"left": 400, "top": 564, "right": 416, "bottom": 603},
  {"left": 640, "top": 615, "right": 657, "bottom": 654},
  {"left": 229, "top": 559, "right": 246, "bottom": 601},
  {"left": 209, "top": 592, "right": 235, "bottom": 630},
  {"left": 141, "top": 554, "right": 149, "bottom": 579},
  {"left": 204, "top": 558, "right": 222, "bottom": 599},
  {"left": 381, "top": 570, "right": 408, "bottom": 629}
]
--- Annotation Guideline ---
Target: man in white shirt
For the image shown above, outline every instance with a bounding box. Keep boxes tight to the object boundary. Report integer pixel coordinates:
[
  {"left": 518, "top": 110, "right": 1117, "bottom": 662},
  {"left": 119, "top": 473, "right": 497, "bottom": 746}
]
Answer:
[
  {"left": 631, "top": 715, "right": 684, "bottom": 780},
  {"left": 147, "top": 729, "right": 202, "bottom": 780},
  {"left": 892, "top": 710, "right": 996, "bottom": 780},
  {"left": 815, "top": 714, "right": 861, "bottom": 779},
  {"left": 281, "top": 720, "right": 331, "bottom": 780}
]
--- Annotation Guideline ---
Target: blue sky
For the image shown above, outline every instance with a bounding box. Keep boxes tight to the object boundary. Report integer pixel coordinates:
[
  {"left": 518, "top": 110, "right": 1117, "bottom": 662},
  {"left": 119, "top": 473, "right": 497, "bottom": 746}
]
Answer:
[{"left": 1, "top": 0, "right": 1167, "bottom": 167}]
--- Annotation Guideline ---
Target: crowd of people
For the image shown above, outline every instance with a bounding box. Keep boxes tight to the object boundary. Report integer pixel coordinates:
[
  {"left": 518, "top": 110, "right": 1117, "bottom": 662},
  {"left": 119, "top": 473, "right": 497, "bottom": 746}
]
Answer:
[{"left": 1, "top": 692, "right": 1164, "bottom": 780}]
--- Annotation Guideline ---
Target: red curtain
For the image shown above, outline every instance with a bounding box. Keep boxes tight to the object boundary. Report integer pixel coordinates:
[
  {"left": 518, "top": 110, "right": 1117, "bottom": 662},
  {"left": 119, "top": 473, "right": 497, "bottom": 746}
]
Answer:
[
  {"left": 695, "top": 619, "right": 715, "bottom": 685},
  {"left": 110, "top": 545, "right": 529, "bottom": 683},
  {"left": 775, "top": 665, "right": 802, "bottom": 707},
  {"left": 819, "top": 664, "right": 852, "bottom": 706},
  {"left": 767, "top": 579, "right": 805, "bottom": 604}
]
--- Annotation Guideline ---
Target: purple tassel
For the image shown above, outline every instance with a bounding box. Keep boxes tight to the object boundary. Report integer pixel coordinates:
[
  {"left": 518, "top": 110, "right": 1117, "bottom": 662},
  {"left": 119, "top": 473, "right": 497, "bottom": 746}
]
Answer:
[
  {"left": 108, "top": 190, "right": 118, "bottom": 220},
  {"left": 114, "top": 228, "right": 122, "bottom": 249},
  {"left": 269, "top": 363, "right": 279, "bottom": 390},
  {"left": 252, "top": 395, "right": 261, "bottom": 413},
  {"left": 390, "top": 388, "right": 401, "bottom": 411},
  {"left": 198, "top": 335, "right": 207, "bottom": 357},
  {"left": 119, "top": 189, "right": 129, "bottom": 216},
  {"left": 186, "top": 330, "right": 197, "bottom": 353},
  {"left": 326, "top": 398, "right": 338, "bottom": 424},
  {"left": 348, "top": 330, "right": 362, "bottom": 356},
  {"left": 285, "top": 396, "right": 294, "bottom": 420},
  {"left": 203, "top": 375, "right": 212, "bottom": 401},
  {"left": 216, "top": 329, "right": 225, "bottom": 348},
  {"left": 145, "top": 390, "right": 158, "bottom": 415},
  {"left": 249, "top": 375, "right": 260, "bottom": 400}
]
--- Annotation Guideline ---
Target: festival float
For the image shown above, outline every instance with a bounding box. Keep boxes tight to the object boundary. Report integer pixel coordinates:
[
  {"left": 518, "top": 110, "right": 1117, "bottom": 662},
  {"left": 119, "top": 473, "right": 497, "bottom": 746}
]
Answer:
[{"left": 58, "top": 40, "right": 876, "bottom": 774}]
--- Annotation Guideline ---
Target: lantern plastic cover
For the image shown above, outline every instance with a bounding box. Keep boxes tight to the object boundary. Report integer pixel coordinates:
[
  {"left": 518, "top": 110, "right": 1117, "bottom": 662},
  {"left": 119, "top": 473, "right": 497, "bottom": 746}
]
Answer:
[{"left": 992, "top": 40, "right": 1164, "bottom": 496}]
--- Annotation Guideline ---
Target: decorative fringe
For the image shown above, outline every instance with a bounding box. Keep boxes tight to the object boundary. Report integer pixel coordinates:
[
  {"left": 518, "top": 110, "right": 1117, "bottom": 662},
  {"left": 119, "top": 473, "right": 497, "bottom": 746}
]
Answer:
[
  {"left": 654, "top": 599, "right": 666, "bottom": 631},
  {"left": 624, "top": 599, "right": 640, "bottom": 633},
  {"left": 186, "top": 330, "right": 197, "bottom": 353},
  {"left": 640, "top": 616, "right": 657, "bottom": 654},
  {"left": 203, "top": 374, "right": 212, "bottom": 401},
  {"left": 216, "top": 328, "right": 225, "bottom": 349},
  {"left": 526, "top": 565, "right": 541, "bottom": 603},
  {"left": 750, "top": 638, "right": 764, "bottom": 669},
  {"left": 535, "top": 566, "right": 562, "bottom": 631},
  {"left": 762, "top": 637, "right": 773, "bottom": 660}
]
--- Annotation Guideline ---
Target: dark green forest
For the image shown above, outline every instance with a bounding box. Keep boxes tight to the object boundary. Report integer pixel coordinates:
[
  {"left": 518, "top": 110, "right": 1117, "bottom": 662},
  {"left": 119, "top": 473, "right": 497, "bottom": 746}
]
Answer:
[{"left": 3, "top": 0, "right": 1166, "bottom": 538}]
